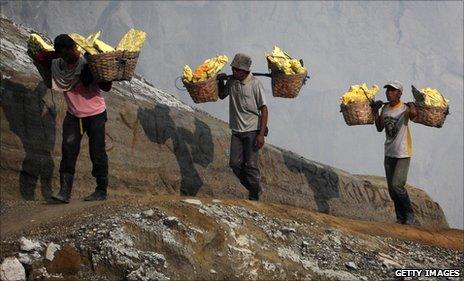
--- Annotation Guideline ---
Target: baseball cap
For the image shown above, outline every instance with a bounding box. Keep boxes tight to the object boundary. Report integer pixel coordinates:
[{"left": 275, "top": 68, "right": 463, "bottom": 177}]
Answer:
[
  {"left": 230, "top": 53, "right": 252, "bottom": 71},
  {"left": 383, "top": 80, "right": 403, "bottom": 92}
]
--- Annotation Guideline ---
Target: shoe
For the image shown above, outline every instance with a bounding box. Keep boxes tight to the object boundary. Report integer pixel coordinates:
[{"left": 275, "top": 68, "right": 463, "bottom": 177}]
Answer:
[
  {"left": 41, "top": 182, "right": 53, "bottom": 202},
  {"left": 84, "top": 176, "right": 108, "bottom": 201},
  {"left": 51, "top": 173, "right": 74, "bottom": 203},
  {"left": 404, "top": 212, "right": 415, "bottom": 225},
  {"left": 84, "top": 190, "right": 107, "bottom": 201},
  {"left": 248, "top": 187, "right": 263, "bottom": 201}
]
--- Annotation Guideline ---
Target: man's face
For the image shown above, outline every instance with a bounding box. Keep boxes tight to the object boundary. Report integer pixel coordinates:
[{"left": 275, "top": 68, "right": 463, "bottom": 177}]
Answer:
[
  {"left": 232, "top": 67, "right": 249, "bottom": 81},
  {"left": 58, "top": 45, "right": 80, "bottom": 64},
  {"left": 385, "top": 87, "right": 402, "bottom": 102}
]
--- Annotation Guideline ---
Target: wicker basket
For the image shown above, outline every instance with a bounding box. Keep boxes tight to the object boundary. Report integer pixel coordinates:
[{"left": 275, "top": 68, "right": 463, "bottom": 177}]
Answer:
[
  {"left": 412, "top": 104, "right": 449, "bottom": 128},
  {"left": 340, "top": 101, "right": 374, "bottom": 125},
  {"left": 86, "top": 50, "right": 140, "bottom": 82},
  {"left": 183, "top": 75, "right": 219, "bottom": 103},
  {"left": 271, "top": 71, "right": 307, "bottom": 98}
]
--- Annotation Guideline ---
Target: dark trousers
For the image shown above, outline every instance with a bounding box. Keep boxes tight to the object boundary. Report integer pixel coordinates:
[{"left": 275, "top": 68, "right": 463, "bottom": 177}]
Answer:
[
  {"left": 59, "top": 111, "right": 108, "bottom": 178},
  {"left": 384, "top": 157, "right": 413, "bottom": 221},
  {"left": 229, "top": 131, "right": 261, "bottom": 193}
]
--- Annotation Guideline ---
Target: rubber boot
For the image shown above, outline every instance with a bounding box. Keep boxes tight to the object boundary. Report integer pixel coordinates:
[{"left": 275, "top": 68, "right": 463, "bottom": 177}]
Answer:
[
  {"left": 84, "top": 176, "right": 108, "bottom": 201},
  {"left": 404, "top": 211, "right": 415, "bottom": 225},
  {"left": 51, "top": 173, "right": 74, "bottom": 203},
  {"left": 393, "top": 200, "right": 405, "bottom": 224},
  {"left": 19, "top": 171, "right": 36, "bottom": 201},
  {"left": 41, "top": 180, "right": 54, "bottom": 203},
  {"left": 248, "top": 185, "right": 262, "bottom": 201},
  {"left": 398, "top": 193, "right": 414, "bottom": 225}
]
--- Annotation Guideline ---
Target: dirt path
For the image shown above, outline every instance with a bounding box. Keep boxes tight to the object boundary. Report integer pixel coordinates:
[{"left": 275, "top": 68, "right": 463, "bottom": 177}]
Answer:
[{"left": 1, "top": 195, "right": 463, "bottom": 251}]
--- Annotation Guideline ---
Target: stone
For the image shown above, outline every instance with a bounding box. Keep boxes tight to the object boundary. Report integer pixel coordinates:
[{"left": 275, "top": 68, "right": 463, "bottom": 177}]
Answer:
[
  {"left": 30, "top": 251, "right": 41, "bottom": 260},
  {"left": 281, "top": 227, "right": 296, "bottom": 234},
  {"left": 0, "top": 257, "right": 26, "bottom": 281},
  {"left": 142, "top": 209, "right": 155, "bottom": 217},
  {"left": 210, "top": 269, "right": 217, "bottom": 274},
  {"left": 47, "top": 244, "right": 81, "bottom": 275},
  {"left": 163, "top": 216, "right": 179, "bottom": 227},
  {"left": 331, "top": 236, "right": 341, "bottom": 245},
  {"left": 19, "top": 237, "right": 41, "bottom": 252},
  {"left": 45, "top": 242, "right": 61, "bottom": 261},
  {"left": 345, "top": 261, "right": 358, "bottom": 270},
  {"left": 16, "top": 253, "right": 31, "bottom": 266},
  {"left": 182, "top": 199, "right": 203, "bottom": 206},
  {"left": 379, "top": 257, "right": 401, "bottom": 269}
]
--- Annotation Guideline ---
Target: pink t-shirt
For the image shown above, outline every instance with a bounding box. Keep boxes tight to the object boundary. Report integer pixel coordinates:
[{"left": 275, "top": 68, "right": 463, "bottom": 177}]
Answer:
[{"left": 63, "top": 82, "right": 106, "bottom": 118}]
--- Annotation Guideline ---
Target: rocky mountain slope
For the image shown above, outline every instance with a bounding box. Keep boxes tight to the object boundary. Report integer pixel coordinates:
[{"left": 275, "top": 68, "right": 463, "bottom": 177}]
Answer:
[
  {"left": 0, "top": 16, "right": 462, "bottom": 281},
  {"left": 1, "top": 196, "right": 463, "bottom": 281}
]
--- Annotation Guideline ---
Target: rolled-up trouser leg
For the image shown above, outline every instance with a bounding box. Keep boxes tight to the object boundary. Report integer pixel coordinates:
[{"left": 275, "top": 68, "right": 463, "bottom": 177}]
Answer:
[{"left": 229, "top": 132, "right": 249, "bottom": 189}]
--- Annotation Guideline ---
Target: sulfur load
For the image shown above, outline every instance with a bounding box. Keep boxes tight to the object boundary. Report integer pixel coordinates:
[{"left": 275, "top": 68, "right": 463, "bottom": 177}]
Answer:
[
  {"left": 266, "top": 46, "right": 306, "bottom": 75},
  {"left": 413, "top": 87, "right": 449, "bottom": 107},
  {"left": 69, "top": 29, "right": 146, "bottom": 55},
  {"left": 340, "top": 83, "right": 379, "bottom": 105},
  {"left": 116, "top": 29, "right": 147, "bottom": 52},
  {"left": 182, "top": 55, "right": 228, "bottom": 83},
  {"left": 27, "top": 34, "right": 54, "bottom": 58}
]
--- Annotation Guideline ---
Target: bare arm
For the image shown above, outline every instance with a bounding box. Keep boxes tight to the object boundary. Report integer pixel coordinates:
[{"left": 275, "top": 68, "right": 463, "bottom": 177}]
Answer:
[
  {"left": 406, "top": 102, "right": 418, "bottom": 121},
  {"left": 374, "top": 107, "right": 384, "bottom": 132},
  {"left": 255, "top": 105, "right": 268, "bottom": 149}
]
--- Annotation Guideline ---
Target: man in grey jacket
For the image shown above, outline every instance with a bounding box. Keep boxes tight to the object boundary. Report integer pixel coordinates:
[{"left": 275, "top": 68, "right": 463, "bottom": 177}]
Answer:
[{"left": 217, "top": 53, "right": 268, "bottom": 201}]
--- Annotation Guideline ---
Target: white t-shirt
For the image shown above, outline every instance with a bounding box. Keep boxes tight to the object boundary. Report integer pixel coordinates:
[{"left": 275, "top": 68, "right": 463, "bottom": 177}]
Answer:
[{"left": 381, "top": 102, "right": 412, "bottom": 158}]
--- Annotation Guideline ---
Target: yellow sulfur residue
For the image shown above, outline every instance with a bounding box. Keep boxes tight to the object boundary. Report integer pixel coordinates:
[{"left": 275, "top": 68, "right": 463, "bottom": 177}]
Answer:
[
  {"left": 340, "top": 83, "right": 379, "bottom": 105},
  {"left": 116, "top": 29, "right": 147, "bottom": 52},
  {"left": 69, "top": 33, "right": 99, "bottom": 55},
  {"left": 266, "top": 46, "right": 307, "bottom": 75},
  {"left": 182, "top": 55, "right": 229, "bottom": 83},
  {"left": 420, "top": 88, "right": 449, "bottom": 107},
  {"left": 27, "top": 34, "right": 54, "bottom": 58}
]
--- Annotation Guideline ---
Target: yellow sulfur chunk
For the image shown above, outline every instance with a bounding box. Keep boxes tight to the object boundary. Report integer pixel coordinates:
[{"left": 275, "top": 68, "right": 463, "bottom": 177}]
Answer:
[
  {"left": 69, "top": 33, "right": 99, "bottom": 55},
  {"left": 182, "top": 55, "right": 229, "bottom": 83},
  {"left": 182, "top": 65, "right": 193, "bottom": 83},
  {"left": 85, "top": 31, "right": 114, "bottom": 53},
  {"left": 266, "top": 46, "right": 307, "bottom": 75},
  {"left": 116, "top": 29, "right": 147, "bottom": 52},
  {"left": 86, "top": 31, "right": 101, "bottom": 46},
  {"left": 341, "top": 83, "right": 379, "bottom": 105},
  {"left": 94, "top": 39, "right": 115, "bottom": 53},
  {"left": 420, "top": 88, "right": 449, "bottom": 107},
  {"left": 27, "top": 34, "right": 54, "bottom": 58}
]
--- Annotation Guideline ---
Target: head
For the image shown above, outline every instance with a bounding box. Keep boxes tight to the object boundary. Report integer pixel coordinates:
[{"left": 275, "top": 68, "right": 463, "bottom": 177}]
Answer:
[
  {"left": 230, "top": 53, "right": 251, "bottom": 81},
  {"left": 54, "top": 34, "right": 79, "bottom": 64},
  {"left": 383, "top": 81, "right": 403, "bottom": 103}
]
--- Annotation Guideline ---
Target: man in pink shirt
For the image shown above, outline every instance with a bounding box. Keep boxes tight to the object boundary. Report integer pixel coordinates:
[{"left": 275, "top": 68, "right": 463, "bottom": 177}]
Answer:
[{"left": 37, "top": 34, "right": 112, "bottom": 203}]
